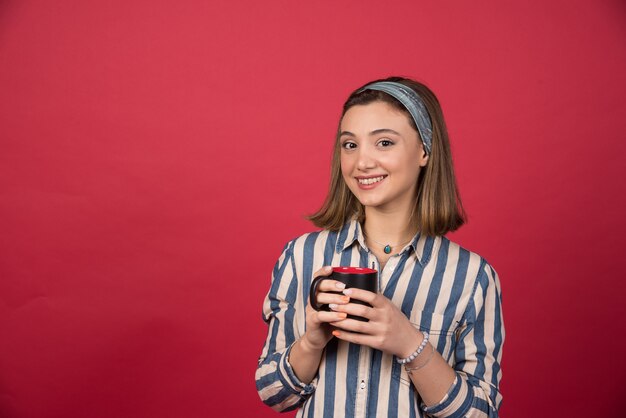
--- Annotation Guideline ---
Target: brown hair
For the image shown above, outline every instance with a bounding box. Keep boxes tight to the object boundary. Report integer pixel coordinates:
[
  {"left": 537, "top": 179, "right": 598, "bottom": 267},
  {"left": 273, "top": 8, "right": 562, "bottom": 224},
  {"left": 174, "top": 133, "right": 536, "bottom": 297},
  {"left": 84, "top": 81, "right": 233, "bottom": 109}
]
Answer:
[{"left": 308, "top": 76, "right": 466, "bottom": 236}]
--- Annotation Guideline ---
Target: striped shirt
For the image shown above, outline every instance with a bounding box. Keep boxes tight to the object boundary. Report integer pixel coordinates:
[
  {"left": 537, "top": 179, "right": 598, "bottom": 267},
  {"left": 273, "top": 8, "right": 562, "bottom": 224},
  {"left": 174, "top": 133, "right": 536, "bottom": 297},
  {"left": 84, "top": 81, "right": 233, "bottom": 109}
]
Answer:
[{"left": 256, "top": 220, "right": 504, "bottom": 417}]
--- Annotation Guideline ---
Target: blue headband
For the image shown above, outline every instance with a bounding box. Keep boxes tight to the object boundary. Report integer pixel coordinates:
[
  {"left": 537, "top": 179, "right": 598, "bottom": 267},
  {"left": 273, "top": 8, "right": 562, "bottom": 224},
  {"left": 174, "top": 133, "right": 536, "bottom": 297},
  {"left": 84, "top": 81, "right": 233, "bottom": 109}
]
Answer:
[{"left": 358, "top": 81, "right": 433, "bottom": 154}]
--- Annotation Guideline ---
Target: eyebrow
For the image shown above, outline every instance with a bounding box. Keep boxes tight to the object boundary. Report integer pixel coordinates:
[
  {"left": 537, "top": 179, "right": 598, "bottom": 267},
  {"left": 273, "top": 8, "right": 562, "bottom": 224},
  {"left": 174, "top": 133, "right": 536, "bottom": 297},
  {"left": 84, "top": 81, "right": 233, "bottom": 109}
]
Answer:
[{"left": 339, "top": 128, "right": 402, "bottom": 137}]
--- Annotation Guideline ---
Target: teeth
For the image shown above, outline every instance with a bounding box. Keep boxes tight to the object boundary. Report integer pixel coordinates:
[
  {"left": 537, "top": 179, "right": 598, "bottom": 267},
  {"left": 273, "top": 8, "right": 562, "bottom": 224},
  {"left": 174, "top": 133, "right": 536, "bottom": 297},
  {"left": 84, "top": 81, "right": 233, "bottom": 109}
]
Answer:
[{"left": 358, "top": 176, "right": 384, "bottom": 185}]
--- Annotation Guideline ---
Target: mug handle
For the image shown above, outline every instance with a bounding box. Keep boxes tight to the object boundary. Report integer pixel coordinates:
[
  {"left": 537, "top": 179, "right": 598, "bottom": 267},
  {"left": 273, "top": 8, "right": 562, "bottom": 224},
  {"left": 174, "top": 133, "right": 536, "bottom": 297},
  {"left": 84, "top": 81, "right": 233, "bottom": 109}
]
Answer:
[{"left": 309, "top": 275, "right": 329, "bottom": 311}]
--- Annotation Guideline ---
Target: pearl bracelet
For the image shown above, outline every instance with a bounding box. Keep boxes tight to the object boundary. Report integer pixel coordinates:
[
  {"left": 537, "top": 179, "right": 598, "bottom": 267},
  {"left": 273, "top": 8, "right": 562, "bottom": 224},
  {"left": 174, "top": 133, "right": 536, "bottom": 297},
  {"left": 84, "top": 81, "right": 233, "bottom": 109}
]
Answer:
[{"left": 396, "top": 331, "right": 429, "bottom": 364}]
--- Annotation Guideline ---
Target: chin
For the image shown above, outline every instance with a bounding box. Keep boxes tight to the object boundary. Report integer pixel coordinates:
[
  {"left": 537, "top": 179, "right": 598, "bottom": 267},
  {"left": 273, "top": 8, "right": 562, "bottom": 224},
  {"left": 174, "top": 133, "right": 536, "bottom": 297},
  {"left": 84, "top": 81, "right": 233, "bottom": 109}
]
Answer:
[{"left": 356, "top": 196, "right": 386, "bottom": 208}]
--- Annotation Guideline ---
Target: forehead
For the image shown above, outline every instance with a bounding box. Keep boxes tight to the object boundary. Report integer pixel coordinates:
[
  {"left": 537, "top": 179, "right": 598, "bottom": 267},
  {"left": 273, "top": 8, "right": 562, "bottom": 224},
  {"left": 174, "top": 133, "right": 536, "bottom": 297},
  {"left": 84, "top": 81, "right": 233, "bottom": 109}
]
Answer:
[{"left": 340, "top": 101, "right": 414, "bottom": 134}]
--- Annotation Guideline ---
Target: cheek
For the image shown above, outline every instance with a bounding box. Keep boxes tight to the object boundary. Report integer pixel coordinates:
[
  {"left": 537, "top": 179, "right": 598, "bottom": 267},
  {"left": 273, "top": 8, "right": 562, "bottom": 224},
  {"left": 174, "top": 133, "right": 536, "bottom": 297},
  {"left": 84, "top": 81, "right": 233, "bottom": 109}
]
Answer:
[
  {"left": 404, "top": 163, "right": 422, "bottom": 182},
  {"left": 340, "top": 157, "right": 359, "bottom": 192},
  {"left": 340, "top": 155, "right": 352, "bottom": 177},
  {"left": 397, "top": 153, "right": 422, "bottom": 176}
]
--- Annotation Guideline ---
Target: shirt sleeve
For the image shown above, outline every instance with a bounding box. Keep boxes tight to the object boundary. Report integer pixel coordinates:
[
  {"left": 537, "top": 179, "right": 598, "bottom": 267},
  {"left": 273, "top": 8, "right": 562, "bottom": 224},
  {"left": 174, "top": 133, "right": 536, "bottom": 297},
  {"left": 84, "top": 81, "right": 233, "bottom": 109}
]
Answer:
[
  {"left": 255, "top": 240, "right": 317, "bottom": 412},
  {"left": 422, "top": 260, "right": 505, "bottom": 418}
]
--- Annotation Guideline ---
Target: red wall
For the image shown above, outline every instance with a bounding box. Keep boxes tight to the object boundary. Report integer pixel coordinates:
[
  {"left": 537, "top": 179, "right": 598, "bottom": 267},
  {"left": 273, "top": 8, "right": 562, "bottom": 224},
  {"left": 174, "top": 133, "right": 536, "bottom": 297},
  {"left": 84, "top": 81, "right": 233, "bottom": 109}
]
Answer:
[{"left": 1, "top": 1, "right": 625, "bottom": 417}]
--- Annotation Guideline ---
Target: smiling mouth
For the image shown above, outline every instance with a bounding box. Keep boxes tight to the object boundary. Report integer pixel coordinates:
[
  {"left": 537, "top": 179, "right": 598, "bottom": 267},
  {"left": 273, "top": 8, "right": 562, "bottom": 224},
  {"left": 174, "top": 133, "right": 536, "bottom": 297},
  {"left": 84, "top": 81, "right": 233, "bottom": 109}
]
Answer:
[{"left": 357, "top": 175, "right": 386, "bottom": 185}]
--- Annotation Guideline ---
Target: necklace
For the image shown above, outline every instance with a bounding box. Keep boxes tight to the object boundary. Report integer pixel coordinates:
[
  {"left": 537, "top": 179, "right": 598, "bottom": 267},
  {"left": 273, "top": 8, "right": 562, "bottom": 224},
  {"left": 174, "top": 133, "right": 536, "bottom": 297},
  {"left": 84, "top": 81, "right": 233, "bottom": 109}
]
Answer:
[{"left": 366, "top": 236, "right": 412, "bottom": 254}]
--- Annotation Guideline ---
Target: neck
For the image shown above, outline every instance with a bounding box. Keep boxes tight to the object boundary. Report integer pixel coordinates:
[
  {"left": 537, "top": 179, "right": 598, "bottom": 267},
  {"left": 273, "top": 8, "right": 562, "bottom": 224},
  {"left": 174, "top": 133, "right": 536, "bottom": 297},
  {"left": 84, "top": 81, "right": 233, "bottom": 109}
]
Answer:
[{"left": 362, "top": 206, "right": 417, "bottom": 247}]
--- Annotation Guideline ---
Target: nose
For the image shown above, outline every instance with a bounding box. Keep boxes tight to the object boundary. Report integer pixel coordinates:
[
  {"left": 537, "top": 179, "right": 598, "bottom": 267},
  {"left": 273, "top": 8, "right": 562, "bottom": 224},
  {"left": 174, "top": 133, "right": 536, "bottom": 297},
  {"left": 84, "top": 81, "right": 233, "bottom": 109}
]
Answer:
[{"left": 356, "top": 146, "right": 376, "bottom": 171}]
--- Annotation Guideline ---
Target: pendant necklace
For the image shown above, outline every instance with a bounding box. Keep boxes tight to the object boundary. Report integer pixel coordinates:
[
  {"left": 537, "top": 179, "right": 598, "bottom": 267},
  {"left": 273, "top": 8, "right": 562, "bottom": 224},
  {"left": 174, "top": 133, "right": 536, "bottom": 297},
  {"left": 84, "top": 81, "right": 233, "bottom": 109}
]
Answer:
[{"left": 367, "top": 236, "right": 412, "bottom": 254}]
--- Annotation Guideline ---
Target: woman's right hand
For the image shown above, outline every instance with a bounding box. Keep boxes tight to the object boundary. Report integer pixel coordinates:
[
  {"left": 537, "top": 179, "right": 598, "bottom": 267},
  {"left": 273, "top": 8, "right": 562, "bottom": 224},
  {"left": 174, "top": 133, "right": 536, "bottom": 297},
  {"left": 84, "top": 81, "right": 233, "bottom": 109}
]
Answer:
[
  {"left": 301, "top": 266, "right": 351, "bottom": 352},
  {"left": 289, "top": 267, "right": 350, "bottom": 384}
]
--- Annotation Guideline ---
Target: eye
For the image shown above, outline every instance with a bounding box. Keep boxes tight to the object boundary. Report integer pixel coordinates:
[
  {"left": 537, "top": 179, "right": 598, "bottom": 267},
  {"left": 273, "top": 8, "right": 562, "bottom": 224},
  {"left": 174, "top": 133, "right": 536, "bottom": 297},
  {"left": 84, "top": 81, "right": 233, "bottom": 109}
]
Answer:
[
  {"left": 377, "top": 138, "right": 394, "bottom": 147},
  {"left": 341, "top": 141, "right": 357, "bottom": 150}
]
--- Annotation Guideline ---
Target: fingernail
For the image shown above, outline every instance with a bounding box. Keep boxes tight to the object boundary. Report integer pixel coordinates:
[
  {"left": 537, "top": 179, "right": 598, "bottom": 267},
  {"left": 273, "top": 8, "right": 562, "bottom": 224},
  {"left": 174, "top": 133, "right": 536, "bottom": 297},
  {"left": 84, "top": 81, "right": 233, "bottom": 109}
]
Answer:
[
  {"left": 343, "top": 289, "right": 353, "bottom": 296},
  {"left": 337, "top": 313, "right": 347, "bottom": 319},
  {"left": 324, "top": 266, "right": 333, "bottom": 272},
  {"left": 335, "top": 282, "right": 346, "bottom": 290},
  {"left": 332, "top": 330, "right": 341, "bottom": 337},
  {"left": 329, "top": 303, "right": 338, "bottom": 310},
  {"left": 340, "top": 296, "right": 350, "bottom": 303}
]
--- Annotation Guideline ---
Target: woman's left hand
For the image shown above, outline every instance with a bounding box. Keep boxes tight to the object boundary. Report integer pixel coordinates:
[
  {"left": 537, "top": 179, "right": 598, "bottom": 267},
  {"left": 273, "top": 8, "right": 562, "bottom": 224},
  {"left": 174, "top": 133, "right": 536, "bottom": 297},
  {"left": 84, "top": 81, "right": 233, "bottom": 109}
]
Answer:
[{"left": 329, "top": 288, "right": 422, "bottom": 358}]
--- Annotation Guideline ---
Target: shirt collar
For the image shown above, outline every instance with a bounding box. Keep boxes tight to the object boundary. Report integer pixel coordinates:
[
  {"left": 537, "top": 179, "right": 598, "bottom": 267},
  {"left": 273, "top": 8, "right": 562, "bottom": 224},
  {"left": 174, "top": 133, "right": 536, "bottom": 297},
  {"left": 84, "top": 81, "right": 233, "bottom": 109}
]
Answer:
[
  {"left": 335, "top": 219, "right": 436, "bottom": 267},
  {"left": 335, "top": 220, "right": 365, "bottom": 253}
]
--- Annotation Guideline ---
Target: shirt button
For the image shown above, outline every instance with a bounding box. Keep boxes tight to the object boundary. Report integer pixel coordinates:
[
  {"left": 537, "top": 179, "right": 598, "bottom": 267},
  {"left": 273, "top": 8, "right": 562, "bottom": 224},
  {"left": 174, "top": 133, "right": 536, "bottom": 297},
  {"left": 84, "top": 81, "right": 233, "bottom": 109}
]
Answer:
[{"left": 360, "top": 380, "right": 366, "bottom": 389}]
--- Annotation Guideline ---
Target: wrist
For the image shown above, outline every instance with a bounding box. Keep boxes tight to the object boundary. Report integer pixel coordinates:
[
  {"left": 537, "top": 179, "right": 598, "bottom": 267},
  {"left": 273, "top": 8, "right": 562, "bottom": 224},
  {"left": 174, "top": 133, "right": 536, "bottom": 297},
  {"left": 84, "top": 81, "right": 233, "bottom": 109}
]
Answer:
[
  {"left": 397, "top": 328, "right": 424, "bottom": 359},
  {"left": 396, "top": 330, "right": 429, "bottom": 365},
  {"left": 300, "top": 333, "right": 326, "bottom": 354},
  {"left": 405, "top": 343, "right": 435, "bottom": 373}
]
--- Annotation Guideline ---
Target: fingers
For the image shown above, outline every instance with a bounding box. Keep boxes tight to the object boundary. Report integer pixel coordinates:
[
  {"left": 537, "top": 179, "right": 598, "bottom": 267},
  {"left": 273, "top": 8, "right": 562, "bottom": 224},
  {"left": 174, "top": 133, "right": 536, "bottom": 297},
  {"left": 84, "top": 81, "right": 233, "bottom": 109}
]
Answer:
[
  {"left": 342, "top": 287, "right": 379, "bottom": 305},
  {"left": 311, "top": 266, "right": 348, "bottom": 308},
  {"left": 312, "top": 310, "right": 348, "bottom": 324},
  {"left": 316, "top": 292, "right": 350, "bottom": 306},
  {"left": 332, "top": 329, "right": 377, "bottom": 347},
  {"left": 330, "top": 317, "right": 370, "bottom": 333},
  {"left": 316, "top": 279, "right": 346, "bottom": 293},
  {"left": 329, "top": 301, "right": 372, "bottom": 319}
]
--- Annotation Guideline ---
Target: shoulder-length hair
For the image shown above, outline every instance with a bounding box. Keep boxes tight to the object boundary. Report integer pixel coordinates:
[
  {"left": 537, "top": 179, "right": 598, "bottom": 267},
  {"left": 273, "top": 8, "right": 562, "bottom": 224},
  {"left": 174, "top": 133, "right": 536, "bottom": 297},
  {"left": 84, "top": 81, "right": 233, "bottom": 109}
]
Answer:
[{"left": 308, "top": 76, "right": 466, "bottom": 237}]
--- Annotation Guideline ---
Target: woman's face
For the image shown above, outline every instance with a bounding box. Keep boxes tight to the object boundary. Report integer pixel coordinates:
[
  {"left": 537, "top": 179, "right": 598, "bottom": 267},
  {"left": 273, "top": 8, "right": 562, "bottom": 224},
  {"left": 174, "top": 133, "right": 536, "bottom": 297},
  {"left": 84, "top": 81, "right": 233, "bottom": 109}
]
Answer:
[{"left": 339, "top": 101, "right": 429, "bottom": 213}]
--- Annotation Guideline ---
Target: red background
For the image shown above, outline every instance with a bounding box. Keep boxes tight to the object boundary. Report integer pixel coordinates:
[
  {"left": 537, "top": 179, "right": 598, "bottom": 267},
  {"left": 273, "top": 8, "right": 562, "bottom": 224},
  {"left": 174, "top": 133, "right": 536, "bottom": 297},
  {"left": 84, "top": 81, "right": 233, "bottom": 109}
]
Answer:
[{"left": 1, "top": 1, "right": 625, "bottom": 417}]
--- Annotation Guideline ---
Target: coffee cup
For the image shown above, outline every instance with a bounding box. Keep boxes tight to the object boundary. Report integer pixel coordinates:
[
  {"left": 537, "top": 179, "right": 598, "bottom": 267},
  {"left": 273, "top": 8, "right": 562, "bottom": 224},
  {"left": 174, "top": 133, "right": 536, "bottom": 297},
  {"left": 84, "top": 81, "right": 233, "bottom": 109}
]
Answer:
[{"left": 309, "top": 267, "right": 378, "bottom": 322}]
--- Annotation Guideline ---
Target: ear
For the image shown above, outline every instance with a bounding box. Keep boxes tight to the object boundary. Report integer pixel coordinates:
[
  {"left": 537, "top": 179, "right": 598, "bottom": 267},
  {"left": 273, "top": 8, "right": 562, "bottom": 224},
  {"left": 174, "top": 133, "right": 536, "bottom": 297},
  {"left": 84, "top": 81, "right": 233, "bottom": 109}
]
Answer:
[{"left": 418, "top": 148, "right": 429, "bottom": 167}]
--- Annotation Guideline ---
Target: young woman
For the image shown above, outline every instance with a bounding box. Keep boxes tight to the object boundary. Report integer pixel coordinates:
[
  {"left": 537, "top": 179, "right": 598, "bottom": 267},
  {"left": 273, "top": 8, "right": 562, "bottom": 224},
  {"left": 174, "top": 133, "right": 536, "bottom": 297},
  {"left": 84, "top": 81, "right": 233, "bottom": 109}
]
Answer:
[{"left": 255, "top": 77, "right": 504, "bottom": 417}]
